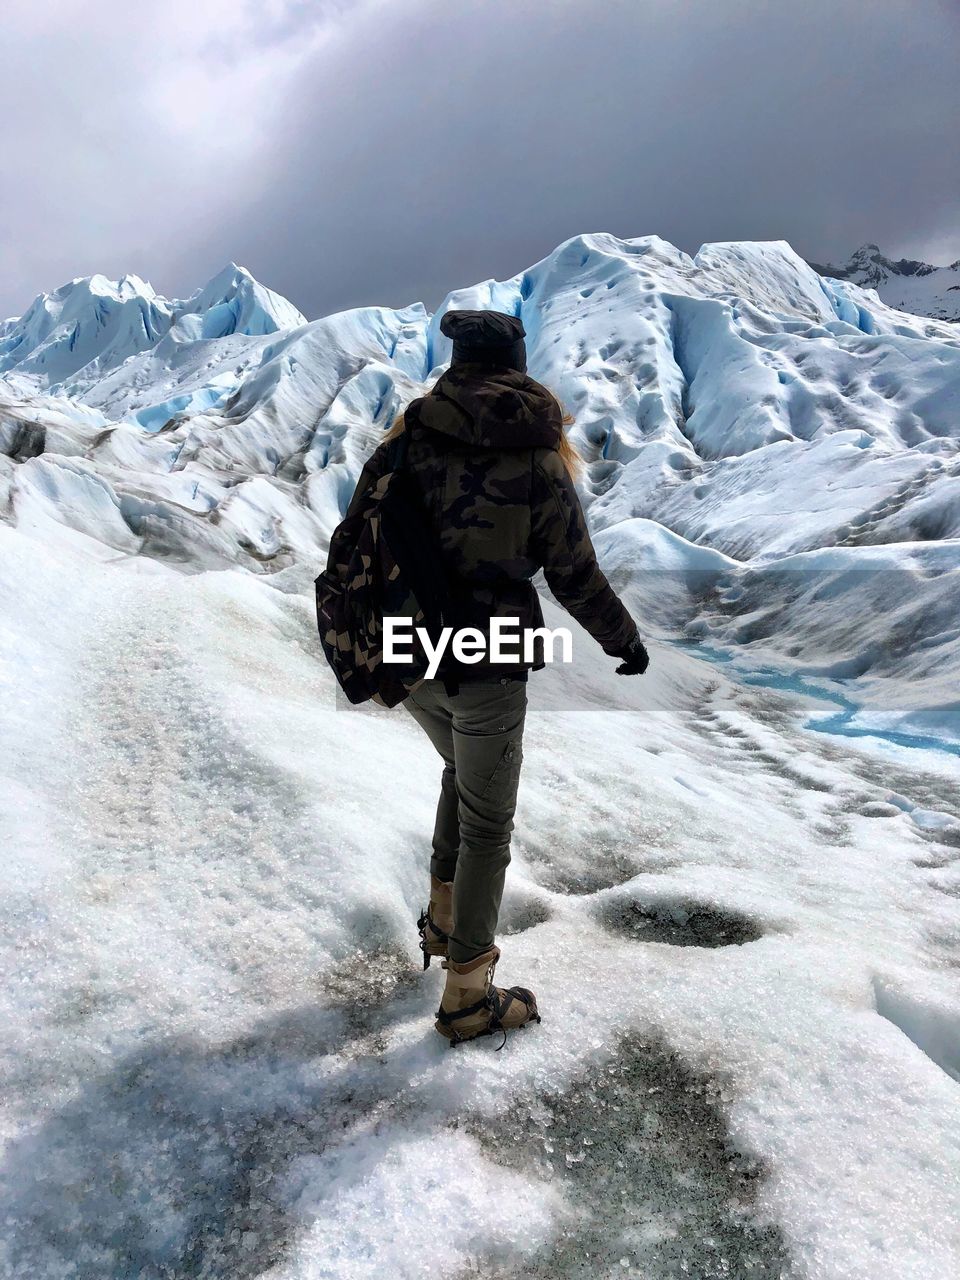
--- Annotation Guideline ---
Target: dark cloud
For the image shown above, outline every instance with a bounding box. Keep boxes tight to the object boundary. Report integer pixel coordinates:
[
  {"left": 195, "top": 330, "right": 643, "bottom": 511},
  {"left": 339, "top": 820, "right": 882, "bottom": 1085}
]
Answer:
[{"left": 2, "top": 0, "right": 958, "bottom": 319}]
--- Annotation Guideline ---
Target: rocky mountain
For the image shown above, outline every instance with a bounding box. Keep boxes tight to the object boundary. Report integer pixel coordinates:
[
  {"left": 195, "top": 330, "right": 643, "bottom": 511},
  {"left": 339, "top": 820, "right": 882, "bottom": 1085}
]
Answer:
[{"left": 808, "top": 243, "right": 960, "bottom": 321}]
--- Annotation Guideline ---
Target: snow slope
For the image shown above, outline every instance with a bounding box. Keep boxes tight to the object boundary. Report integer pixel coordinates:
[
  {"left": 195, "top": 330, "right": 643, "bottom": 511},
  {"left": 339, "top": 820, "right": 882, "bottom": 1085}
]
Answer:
[
  {"left": 1, "top": 237, "right": 959, "bottom": 1279},
  {"left": 809, "top": 243, "right": 960, "bottom": 322}
]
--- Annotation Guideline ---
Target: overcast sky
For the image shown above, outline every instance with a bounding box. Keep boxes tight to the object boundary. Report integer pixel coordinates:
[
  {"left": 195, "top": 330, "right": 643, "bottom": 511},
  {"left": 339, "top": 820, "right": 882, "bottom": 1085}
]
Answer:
[{"left": 1, "top": 0, "right": 958, "bottom": 320}]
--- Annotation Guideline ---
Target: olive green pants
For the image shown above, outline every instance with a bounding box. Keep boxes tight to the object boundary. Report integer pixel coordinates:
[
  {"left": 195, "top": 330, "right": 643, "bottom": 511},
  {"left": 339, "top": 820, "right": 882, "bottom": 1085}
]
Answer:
[{"left": 404, "top": 677, "right": 527, "bottom": 962}]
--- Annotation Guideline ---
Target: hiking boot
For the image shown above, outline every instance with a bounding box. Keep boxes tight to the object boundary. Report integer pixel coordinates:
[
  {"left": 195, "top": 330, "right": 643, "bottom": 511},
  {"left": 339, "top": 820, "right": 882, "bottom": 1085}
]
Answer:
[
  {"left": 435, "top": 945, "right": 540, "bottom": 1047},
  {"left": 418, "top": 875, "right": 453, "bottom": 969}
]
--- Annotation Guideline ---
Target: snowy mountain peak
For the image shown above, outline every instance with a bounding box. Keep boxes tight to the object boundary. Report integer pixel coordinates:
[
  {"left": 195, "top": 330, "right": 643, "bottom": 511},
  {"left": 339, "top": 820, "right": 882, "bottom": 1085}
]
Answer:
[
  {"left": 87, "top": 271, "right": 159, "bottom": 300},
  {"left": 204, "top": 260, "right": 247, "bottom": 283},
  {"left": 0, "top": 264, "right": 308, "bottom": 388},
  {"left": 808, "top": 244, "right": 959, "bottom": 319},
  {"left": 0, "top": 272, "right": 174, "bottom": 387},
  {"left": 182, "top": 262, "right": 307, "bottom": 339},
  {"left": 5, "top": 271, "right": 158, "bottom": 334},
  {"left": 189, "top": 262, "right": 259, "bottom": 310}
]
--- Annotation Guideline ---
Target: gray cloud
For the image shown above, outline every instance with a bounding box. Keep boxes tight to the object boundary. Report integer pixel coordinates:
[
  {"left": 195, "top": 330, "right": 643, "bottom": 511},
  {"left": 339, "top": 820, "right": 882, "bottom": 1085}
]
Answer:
[{"left": 2, "top": 0, "right": 958, "bottom": 320}]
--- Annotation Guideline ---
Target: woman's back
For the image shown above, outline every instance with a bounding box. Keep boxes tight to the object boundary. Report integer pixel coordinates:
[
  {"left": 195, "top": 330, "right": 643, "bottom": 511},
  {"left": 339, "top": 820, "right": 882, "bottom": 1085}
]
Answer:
[{"left": 346, "top": 361, "right": 637, "bottom": 680}]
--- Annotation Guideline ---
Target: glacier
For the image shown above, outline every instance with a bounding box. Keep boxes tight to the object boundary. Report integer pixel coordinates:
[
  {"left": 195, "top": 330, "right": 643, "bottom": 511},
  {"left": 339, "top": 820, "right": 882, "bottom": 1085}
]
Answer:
[{"left": 1, "top": 235, "right": 959, "bottom": 1279}]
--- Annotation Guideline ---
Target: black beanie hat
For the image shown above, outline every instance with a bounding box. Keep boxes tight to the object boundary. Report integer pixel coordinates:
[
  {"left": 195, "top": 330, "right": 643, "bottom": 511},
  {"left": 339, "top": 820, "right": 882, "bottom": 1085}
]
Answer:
[{"left": 439, "top": 309, "right": 527, "bottom": 373}]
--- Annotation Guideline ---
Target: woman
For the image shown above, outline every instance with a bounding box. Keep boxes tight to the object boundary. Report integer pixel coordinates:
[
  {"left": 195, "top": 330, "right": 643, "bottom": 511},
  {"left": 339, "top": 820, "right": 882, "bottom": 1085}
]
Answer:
[{"left": 343, "top": 309, "right": 649, "bottom": 1046}]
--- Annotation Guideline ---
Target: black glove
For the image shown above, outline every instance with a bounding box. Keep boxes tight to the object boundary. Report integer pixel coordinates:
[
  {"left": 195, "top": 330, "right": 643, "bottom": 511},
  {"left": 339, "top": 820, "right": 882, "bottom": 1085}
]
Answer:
[{"left": 614, "top": 634, "right": 649, "bottom": 676}]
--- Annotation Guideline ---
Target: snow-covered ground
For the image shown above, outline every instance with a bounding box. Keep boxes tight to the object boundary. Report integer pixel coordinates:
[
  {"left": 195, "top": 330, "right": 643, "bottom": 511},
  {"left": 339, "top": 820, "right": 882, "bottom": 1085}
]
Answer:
[{"left": 1, "top": 235, "right": 959, "bottom": 1278}]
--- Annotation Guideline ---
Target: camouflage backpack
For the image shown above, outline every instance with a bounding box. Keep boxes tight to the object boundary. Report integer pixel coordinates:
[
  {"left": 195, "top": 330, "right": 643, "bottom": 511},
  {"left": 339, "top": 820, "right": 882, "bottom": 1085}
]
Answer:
[{"left": 314, "top": 429, "right": 447, "bottom": 707}]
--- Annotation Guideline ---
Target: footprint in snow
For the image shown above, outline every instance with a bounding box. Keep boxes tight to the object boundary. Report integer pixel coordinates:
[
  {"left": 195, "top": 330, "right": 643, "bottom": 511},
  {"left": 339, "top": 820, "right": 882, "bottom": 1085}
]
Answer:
[{"left": 595, "top": 894, "right": 765, "bottom": 949}]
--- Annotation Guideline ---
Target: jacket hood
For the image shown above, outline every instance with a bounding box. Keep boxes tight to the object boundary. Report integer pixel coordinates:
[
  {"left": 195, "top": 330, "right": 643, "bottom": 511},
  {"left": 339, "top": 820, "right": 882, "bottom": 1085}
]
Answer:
[{"left": 406, "top": 366, "right": 563, "bottom": 450}]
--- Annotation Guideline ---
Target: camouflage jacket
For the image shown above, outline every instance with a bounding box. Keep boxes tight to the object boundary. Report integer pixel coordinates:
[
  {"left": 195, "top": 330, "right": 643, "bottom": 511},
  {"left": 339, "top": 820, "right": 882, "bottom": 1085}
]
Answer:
[{"left": 340, "top": 364, "right": 639, "bottom": 678}]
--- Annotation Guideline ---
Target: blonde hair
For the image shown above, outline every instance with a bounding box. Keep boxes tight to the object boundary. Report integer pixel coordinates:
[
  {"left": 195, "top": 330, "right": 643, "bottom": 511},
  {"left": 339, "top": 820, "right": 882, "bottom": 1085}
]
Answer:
[
  {"left": 384, "top": 397, "right": 582, "bottom": 481},
  {"left": 556, "top": 411, "right": 582, "bottom": 481}
]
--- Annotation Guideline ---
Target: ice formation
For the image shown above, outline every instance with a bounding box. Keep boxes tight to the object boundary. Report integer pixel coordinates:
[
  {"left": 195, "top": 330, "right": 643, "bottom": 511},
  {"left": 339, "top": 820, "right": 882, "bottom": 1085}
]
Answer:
[{"left": 1, "top": 236, "right": 958, "bottom": 1278}]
